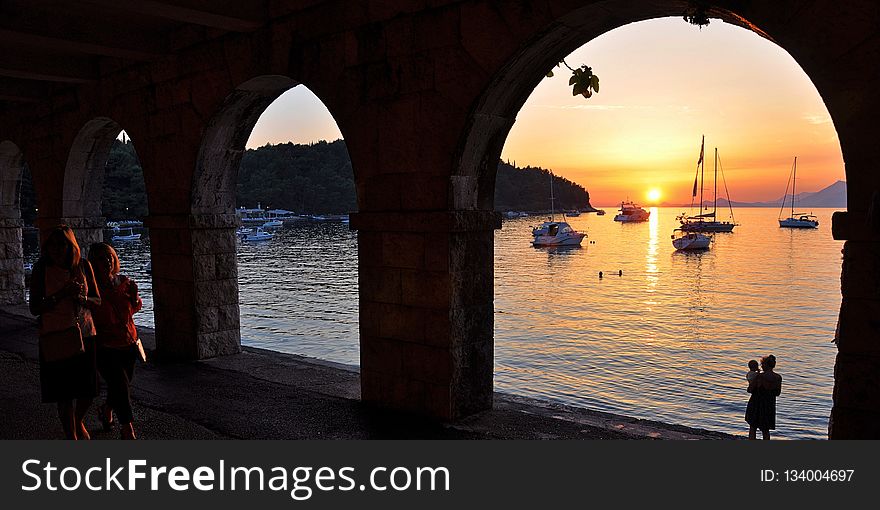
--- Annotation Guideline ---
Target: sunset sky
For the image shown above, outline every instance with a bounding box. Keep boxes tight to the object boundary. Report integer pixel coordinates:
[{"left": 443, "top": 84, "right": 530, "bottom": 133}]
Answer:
[{"left": 247, "top": 17, "right": 845, "bottom": 207}]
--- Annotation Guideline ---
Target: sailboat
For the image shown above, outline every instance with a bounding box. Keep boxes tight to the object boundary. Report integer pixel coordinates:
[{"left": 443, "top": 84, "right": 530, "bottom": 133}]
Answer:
[
  {"left": 531, "top": 172, "right": 586, "bottom": 247},
  {"left": 672, "top": 136, "right": 712, "bottom": 250},
  {"left": 778, "top": 157, "right": 819, "bottom": 228},
  {"left": 678, "top": 139, "right": 737, "bottom": 233}
]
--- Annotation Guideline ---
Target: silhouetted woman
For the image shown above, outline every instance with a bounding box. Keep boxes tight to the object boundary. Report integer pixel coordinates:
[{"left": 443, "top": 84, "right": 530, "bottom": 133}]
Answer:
[
  {"left": 29, "top": 225, "right": 101, "bottom": 439},
  {"left": 88, "top": 242, "right": 142, "bottom": 440},
  {"left": 745, "top": 355, "right": 783, "bottom": 440}
]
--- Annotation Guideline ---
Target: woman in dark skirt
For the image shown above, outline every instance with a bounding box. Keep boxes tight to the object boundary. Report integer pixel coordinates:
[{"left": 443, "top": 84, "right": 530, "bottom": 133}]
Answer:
[
  {"left": 88, "top": 242, "right": 143, "bottom": 440},
  {"left": 745, "top": 355, "right": 783, "bottom": 440},
  {"left": 29, "top": 225, "right": 101, "bottom": 440}
]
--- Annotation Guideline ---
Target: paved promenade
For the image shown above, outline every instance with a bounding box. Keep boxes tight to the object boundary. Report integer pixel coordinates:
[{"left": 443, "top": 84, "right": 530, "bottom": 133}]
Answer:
[{"left": 0, "top": 306, "right": 733, "bottom": 440}]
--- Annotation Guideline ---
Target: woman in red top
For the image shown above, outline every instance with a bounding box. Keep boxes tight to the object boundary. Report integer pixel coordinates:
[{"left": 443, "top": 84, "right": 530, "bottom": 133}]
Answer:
[{"left": 88, "top": 242, "right": 142, "bottom": 439}]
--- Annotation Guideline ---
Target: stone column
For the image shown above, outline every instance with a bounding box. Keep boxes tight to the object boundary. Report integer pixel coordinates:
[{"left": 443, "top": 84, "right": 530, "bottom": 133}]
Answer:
[
  {"left": 351, "top": 210, "right": 501, "bottom": 420},
  {"left": 829, "top": 211, "right": 880, "bottom": 438},
  {"left": 146, "top": 213, "right": 240, "bottom": 360},
  {"left": 0, "top": 218, "right": 25, "bottom": 305}
]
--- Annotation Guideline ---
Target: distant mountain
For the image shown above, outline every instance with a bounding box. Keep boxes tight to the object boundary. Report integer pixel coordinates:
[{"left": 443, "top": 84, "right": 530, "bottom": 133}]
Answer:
[{"left": 716, "top": 180, "right": 846, "bottom": 208}]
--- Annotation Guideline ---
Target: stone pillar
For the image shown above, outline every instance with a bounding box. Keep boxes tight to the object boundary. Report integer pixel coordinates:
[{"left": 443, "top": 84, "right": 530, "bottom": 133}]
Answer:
[
  {"left": 829, "top": 211, "right": 880, "bottom": 438},
  {"left": 351, "top": 210, "right": 501, "bottom": 420},
  {"left": 0, "top": 218, "right": 25, "bottom": 305},
  {"left": 146, "top": 213, "right": 240, "bottom": 360}
]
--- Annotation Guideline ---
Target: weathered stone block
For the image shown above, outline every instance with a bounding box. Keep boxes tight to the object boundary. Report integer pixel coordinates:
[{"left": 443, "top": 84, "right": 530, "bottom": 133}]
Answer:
[
  {"left": 829, "top": 406, "right": 880, "bottom": 438},
  {"left": 381, "top": 232, "right": 424, "bottom": 269},
  {"left": 193, "top": 254, "right": 217, "bottom": 281},
  {"left": 841, "top": 241, "right": 880, "bottom": 300},
  {"left": 833, "top": 353, "right": 880, "bottom": 412},
  {"left": 360, "top": 336, "right": 403, "bottom": 376},
  {"left": 214, "top": 252, "right": 237, "bottom": 278},
  {"left": 378, "top": 304, "right": 425, "bottom": 343},
  {"left": 197, "top": 305, "right": 220, "bottom": 333},
  {"left": 402, "top": 342, "right": 453, "bottom": 384},
  {"left": 194, "top": 278, "right": 238, "bottom": 306},
  {"left": 359, "top": 266, "right": 401, "bottom": 304},
  {"left": 196, "top": 330, "right": 241, "bottom": 359},
  {"left": 401, "top": 269, "right": 451, "bottom": 308},
  {"left": 836, "top": 298, "right": 880, "bottom": 354},
  {"left": 423, "top": 234, "right": 449, "bottom": 271}
]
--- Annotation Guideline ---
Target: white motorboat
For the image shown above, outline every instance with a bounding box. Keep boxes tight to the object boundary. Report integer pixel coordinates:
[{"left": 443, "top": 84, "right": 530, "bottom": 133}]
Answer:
[
  {"left": 613, "top": 201, "right": 650, "bottom": 222},
  {"left": 672, "top": 229, "right": 712, "bottom": 251},
  {"left": 679, "top": 140, "right": 738, "bottom": 233},
  {"left": 241, "top": 228, "right": 273, "bottom": 242},
  {"left": 778, "top": 157, "right": 819, "bottom": 229},
  {"left": 262, "top": 219, "right": 283, "bottom": 228},
  {"left": 111, "top": 228, "right": 141, "bottom": 242},
  {"left": 531, "top": 172, "right": 586, "bottom": 247},
  {"left": 532, "top": 221, "right": 586, "bottom": 246}
]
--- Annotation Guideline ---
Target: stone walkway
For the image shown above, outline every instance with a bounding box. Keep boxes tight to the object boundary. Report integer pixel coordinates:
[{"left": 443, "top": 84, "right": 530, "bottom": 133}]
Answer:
[{"left": 0, "top": 306, "right": 733, "bottom": 440}]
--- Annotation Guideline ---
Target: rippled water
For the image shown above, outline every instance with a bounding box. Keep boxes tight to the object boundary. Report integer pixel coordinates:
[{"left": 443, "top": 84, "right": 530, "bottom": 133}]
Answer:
[
  {"left": 23, "top": 208, "right": 841, "bottom": 438},
  {"left": 495, "top": 208, "right": 841, "bottom": 440}
]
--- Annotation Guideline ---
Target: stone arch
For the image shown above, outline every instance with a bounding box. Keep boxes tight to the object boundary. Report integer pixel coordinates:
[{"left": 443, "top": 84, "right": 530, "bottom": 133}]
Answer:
[
  {"left": 63, "top": 117, "right": 125, "bottom": 219},
  {"left": 455, "top": 3, "right": 842, "bottom": 210},
  {"left": 0, "top": 140, "right": 26, "bottom": 304},
  {"left": 193, "top": 75, "right": 300, "bottom": 215},
  {"left": 454, "top": 2, "right": 875, "bottom": 437},
  {"left": 183, "top": 75, "right": 357, "bottom": 360}
]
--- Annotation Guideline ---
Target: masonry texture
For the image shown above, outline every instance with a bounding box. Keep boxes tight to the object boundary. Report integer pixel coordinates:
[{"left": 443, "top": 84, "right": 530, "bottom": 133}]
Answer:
[{"left": 0, "top": 1, "right": 878, "bottom": 436}]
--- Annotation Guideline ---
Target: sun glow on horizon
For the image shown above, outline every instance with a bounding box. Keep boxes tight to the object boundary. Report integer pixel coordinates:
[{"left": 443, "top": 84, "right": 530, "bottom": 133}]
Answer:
[
  {"left": 646, "top": 188, "right": 662, "bottom": 203},
  {"left": 500, "top": 17, "right": 844, "bottom": 205}
]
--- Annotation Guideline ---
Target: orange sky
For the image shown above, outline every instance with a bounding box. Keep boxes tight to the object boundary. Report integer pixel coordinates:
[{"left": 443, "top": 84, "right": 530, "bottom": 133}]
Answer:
[
  {"left": 247, "top": 17, "right": 844, "bottom": 207},
  {"left": 500, "top": 17, "right": 844, "bottom": 206}
]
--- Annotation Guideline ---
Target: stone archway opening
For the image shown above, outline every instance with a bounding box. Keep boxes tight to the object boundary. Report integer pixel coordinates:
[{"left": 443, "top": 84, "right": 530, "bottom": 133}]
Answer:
[
  {"left": 458, "top": 6, "right": 852, "bottom": 438},
  {"left": 61, "top": 120, "right": 152, "bottom": 323},
  {"left": 193, "top": 76, "right": 359, "bottom": 365}
]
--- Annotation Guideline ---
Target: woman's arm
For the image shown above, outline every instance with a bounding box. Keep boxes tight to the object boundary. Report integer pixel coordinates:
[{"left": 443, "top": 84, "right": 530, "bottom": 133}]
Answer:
[
  {"left": 771, "top": 376, "right": 782, "bottom": 397},
  {"left": 80, "top": 260, "right": 102, "bottom": 308}
]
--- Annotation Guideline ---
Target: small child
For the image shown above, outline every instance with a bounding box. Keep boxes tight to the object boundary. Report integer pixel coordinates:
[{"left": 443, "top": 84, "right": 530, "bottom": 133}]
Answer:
[{"left": 747, "top": 359, "right": 760, "bottom": 386}]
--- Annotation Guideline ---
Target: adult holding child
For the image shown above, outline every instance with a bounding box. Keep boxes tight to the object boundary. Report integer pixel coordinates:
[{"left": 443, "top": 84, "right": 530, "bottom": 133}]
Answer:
[
  {"left": 745, "top": 354, "right": 783, "bottom": 440},
  {"left": 29, "top": 225, "right": 101, "bottom": 440},
  {"left": 88, "top": 242, "right": 143, "bottom": 440}
]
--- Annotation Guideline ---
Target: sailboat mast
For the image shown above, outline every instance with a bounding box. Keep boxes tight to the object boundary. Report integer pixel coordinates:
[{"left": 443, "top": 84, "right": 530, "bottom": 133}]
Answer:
[
  {"left": 550, "top": 172, "right": 555, "bottom": 221},
  {"left": 713, "top": 147, "right": 718, "bottom": 218},
  {"left": 699, "top": 144, "right": 705, "bottom": 213},
  {"left": 791, "top": 157, "right": 797, "bottom": 217}
]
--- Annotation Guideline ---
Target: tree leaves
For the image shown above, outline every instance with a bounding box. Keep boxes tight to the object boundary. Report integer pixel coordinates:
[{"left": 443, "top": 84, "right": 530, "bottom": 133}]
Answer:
[{"left": 568, "top": 65, "right": 599, "bottom": 98}]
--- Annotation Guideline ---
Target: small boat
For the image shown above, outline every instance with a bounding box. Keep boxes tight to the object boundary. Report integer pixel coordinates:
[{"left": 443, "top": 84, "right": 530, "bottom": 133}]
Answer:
[
  {"left": 236, "top": 226, "right": 253, "bottom": 235},
  {"left": 672, "top": 229, "right": 712, "bottom": 250},
  {"left": 262, "top": 219, "right": 283, "bottom": 228},
  {"left": 778, "top": 157, "right": 818, "bottom": 229},
  {"left": 596, "top": 210, "right": 606, "bottom": 216},
  {"left": 531, "top": 172, "right": 586, "bottom": 247},
  {"left": 566, "top": 210, "right": 580, "bottom": 217},
  {"left": 111, "top": 228, "right": 141, "bottom": 242},
  {"left": 532, "top": 221, "right": 586, "bottom": 246},
  {"left": 613, "top": 201, "right": 650, "bottom": 222},
  {"left": 679, "top": 140, "right": 738, "bottom": 233},
  {"left": 240, "top": 228, "right": 273, "bottom": 242}
]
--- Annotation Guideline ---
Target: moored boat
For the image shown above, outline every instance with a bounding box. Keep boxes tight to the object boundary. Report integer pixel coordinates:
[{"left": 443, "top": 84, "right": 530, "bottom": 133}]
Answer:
[
  {"left": 111, "top": 228, "right": 141, "bottom": 242},
  {"left": 778, "top": 157, "right": 818, "bottom": 229},
  {"left": 613, "top": 201, "right": 650, "bottom": 222},
  {"left": 672, "top": 229, "right": 712, "bottom": 250}
]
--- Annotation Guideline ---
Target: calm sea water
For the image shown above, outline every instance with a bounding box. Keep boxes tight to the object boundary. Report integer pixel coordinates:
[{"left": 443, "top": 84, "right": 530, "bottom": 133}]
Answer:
[{"left": 23, "top": 207, "right": 842, "bottom": 438}]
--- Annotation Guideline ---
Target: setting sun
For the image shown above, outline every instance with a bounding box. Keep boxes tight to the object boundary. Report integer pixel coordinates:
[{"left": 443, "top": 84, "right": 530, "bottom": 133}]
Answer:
[{"left": 647, "top": 188, "right": 662, "bottom": 203}]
